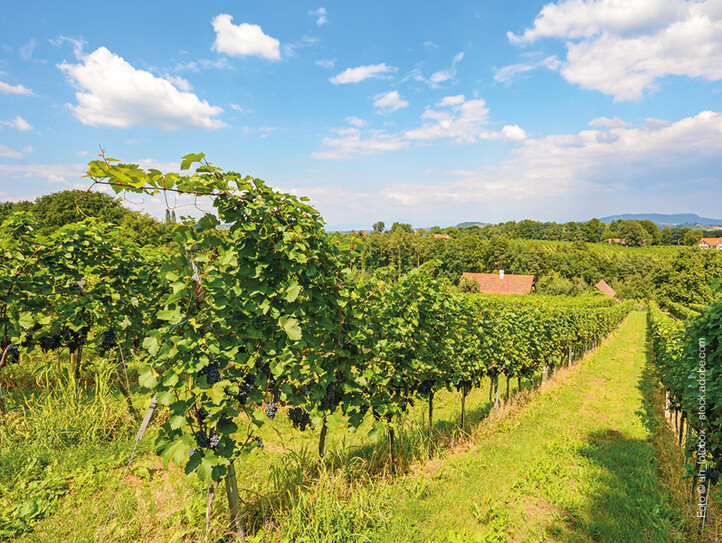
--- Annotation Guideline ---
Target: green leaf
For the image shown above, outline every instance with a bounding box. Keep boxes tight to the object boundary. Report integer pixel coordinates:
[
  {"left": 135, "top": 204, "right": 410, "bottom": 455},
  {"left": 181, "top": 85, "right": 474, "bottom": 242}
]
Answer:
[
  {"left": 181, "top": 153, "right": 205, "bottom": 171},
  {"left": 138, "top": 367, "right": 158, "bottom": 389},
  {"left": 280, "top": 316, "right": 302, "bottom": 341},
  {"left": 18, "top": 312, "right": 34, "bottom": 330},
  {"left": 285, "top": 283, "right": 302, "bottom": 302},
  {"left": 162, "top": 438, "right": 191, "bottom": 468}
]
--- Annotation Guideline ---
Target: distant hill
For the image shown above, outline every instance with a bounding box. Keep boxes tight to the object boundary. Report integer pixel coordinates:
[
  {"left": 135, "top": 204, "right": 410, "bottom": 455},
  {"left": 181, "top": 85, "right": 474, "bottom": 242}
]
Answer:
[
  {"left": 456, "top": 221, "right": 489, "bottom": 228},
  {"left": 600, "top": 213, "right": 722, "bottom": 227}
]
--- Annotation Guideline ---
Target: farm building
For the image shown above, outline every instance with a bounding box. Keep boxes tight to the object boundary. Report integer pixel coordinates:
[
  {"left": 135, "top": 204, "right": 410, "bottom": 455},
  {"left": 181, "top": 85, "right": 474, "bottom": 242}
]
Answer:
[
  {"left": 461, "top": 270, "right": 535, "bottom": 295},
  {"left": 594, "top": 279, "right": 617, "bottom": 299},
  {"left": 699, "top": 238, "right": 722, "bottom": 249}
]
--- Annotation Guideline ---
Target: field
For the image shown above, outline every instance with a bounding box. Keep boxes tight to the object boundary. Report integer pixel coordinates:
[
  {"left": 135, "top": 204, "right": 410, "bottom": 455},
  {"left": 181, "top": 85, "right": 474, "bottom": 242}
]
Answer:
[{"left": 2, "top": 163, "right": 722, "bottom": 543}]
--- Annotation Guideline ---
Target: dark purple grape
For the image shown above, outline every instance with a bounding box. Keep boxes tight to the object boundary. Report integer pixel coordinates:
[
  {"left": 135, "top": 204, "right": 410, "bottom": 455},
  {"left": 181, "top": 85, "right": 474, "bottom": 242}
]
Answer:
[{"left": 265, "top": 403, "right": 278, "bottom": 420}]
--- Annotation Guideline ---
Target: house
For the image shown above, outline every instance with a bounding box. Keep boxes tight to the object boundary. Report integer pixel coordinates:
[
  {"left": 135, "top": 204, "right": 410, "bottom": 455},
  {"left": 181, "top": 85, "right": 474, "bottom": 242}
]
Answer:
[
  {"left": 594, "top": 279, "right": 617, "bottom": 299},
  {"left": 606, "top": 238, "right": 626, "bottom": 245},
  {"left": 699, "top": 238, "right": 722, "bottom": 249},
  {"left": 461, "top": 270, "right": 535, "bottom": 295},
  {"left": 432, "top": 233, "right": 450, "bottom": 239}
]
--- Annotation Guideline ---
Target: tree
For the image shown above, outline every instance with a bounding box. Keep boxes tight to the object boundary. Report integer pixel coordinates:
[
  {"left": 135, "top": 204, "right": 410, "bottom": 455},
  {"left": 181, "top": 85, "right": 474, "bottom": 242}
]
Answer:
[{"left": 372, "top": 221, "right": 385, "bottom": 233}]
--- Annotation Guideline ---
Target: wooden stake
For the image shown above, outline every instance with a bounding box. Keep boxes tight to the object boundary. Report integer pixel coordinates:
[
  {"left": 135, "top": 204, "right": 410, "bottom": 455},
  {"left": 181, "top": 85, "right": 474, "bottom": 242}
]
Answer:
[
  {"left": 318, "top": 419, "right": 328, "bottom": 458},
  {"left": 205, "top": 480, "right": 220, "bottom": 541},
  {"left": 428, "top": 391, "right": 434, "bottom": 437},
  {"left": 225, "top": 463, "right": 245, "bottom": 541}
]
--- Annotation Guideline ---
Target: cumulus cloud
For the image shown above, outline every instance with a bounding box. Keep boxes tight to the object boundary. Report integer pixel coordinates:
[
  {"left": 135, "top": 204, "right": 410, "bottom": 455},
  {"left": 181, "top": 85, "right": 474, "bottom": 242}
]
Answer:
[
  {"left": 373, "top": 91, "right": 409, "bottom": 115},
  {"left": 1, "top": 116, "right": 33, "bottom": 131},
  {"left": 212, "top": 14, "right": 281, "bottom": 60},
  {"left": 404, "top": 96, "right": 495, "bottom": 143},
  {"left": 0, "top": 79, "right": 33, "bottom": 95},
  {"left": 383, "top": 109, "right": 722, "bottom": 210},
  {"left": 309, "top": 7, "right": 328, "bottom": 26},
  {"left": 502, "top": 125, "right": 527, "bottom": 142},
  {"left": 314, "top": 95, "right": 525, "bottom": 159},
  {"left": 507, "top": 0, "right": 722, "bottom": 101},
  {"left": 58, "top": 47, "right": 226, "bottom": 130},
  {"left": 330, "top": 63, "right": 396, "bottom": 84}
]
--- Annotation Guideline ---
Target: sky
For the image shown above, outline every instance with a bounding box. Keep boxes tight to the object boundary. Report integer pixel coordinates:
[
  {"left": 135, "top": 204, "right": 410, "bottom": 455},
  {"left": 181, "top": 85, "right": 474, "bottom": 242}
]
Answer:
[{"left": 1, "top": 0, "right": 721, "bottom": 230}]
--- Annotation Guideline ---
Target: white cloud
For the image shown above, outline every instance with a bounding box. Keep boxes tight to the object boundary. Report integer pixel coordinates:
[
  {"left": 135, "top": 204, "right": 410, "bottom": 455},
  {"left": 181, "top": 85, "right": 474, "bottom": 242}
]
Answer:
[
  {"left": 0, "top": 144, "right": 29, "bottom": 159},
  {"left": 58, "top": 47, "right": 226, "bottom": 130},
  {"left": 345, "top": 116, "right": 366, "bottom": 127},
  {"left": 330, "top": 63, "right": 395, "bottom": 84},
  {"left": 230, "top": 103, "right": 247, "bottom": 113},
  {"left": 309, "top": 7, "right": 328, "bottom": 26},
  {"left": 311, "top": 127, "right": 408, "bottom": 159},
  {"left": 508, "top": 0, "right": 722, "bottom": 101},
  {"left": 404, "top": 96, "right": 496, "bottom": 143},
  {"left": 314, "top": 95, "right": 525, "bottom": 158},
  {"left": 315, "top": 58, "right": 337, "bottom": 69},
  {"left": 589, "top": 116, "right": 631, "bottom": 129},
  {"left": 49, "top": 36, "right": 86, "bottom": 60},
  {"left": 406, "top": 51, "right": 464, "bottom": 88},
  {"left": 423, "top": 41, "right": 439, "bottom": 49},
  {"left": 0, "top": 163, "right": 85, "bottom": 183},
  {"left": 502, "top": 125, "right": 527, "bottom": 142},
  {"left": 0, "top": 79, "right": 33, "bottom": 95},
  {"left": 494, "top": 55, "right": 561, "bottom": 84},
  {"left": 211, "top": 14, "right": 281, "bottom": 60},
  {"left": 0, "top": 116, "right": 33, "bottom": 131},
  {"left": 384, "top": 110, "right": 722, "bottom": 209},
  {"left": 373, "top": 91, "right": 409, "bottom": 115},
  {"left": 438, "top": 95, "right": 465, "bottom": 106},
  {"left": 163, "top": 75, "right": 192, "bottom": 91}
]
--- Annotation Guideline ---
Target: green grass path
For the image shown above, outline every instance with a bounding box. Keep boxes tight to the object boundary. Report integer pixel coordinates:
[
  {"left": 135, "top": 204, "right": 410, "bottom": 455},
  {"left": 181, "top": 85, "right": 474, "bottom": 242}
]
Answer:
[{"left": 377, "top": 311, "right": 689, "bottom": 543}]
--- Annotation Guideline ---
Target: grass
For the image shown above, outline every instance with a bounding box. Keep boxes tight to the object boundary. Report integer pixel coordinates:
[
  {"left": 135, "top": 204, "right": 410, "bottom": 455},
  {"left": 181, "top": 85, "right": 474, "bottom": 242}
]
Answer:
[
  {"left": 0, "top": 311, "right": 698, "bottom": 542},
  {"left": 370, "top": 311, "right": 692, "bottom": 542}
]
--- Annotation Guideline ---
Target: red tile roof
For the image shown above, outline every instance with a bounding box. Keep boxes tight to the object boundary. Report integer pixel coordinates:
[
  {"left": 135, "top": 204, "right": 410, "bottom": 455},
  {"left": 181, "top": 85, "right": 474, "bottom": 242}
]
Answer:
[
  {"left": 594, "top": 279, "right": 617, "bottom": 298},
  {"left": 699, "top": 237, "right": 722, "bottom": 247},
  {"left": 462, "top": 272, "right": 535, "bottom": 295},
  {"left": 433, "top": 233, "right": 450, "bottom": 239}
]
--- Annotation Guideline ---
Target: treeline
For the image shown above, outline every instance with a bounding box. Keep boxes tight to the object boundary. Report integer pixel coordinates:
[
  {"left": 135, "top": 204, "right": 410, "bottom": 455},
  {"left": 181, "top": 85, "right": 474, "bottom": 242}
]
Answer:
[
  {"left": 339, "top": 223, "right": 722, "bottom": 303},
  {"left": 0, "top": 190, "right": 175, "bottom": 247},
  {"left": 362, "top": 217, "right": 717, "bottom": 246}
]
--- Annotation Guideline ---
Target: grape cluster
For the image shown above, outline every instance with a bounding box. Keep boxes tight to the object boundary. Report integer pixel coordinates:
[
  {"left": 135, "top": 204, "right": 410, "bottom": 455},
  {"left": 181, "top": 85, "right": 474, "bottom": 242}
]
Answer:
[
  {"left": 254, "top": 436, "right": 264, "bottom": 450},
  {"left": 287, "top": 407, "right": 312, "bottom": 431},
  {"left": 234, "top": 374, "right": 257, "bottom": 406},
  {"left": 199, "top": 360, "right": 222, "bottom": 385},
  {"left": 99, "top": 330, "right": 116, "bottom": 354},
  {"left": 209, "top": 433, "right": 220, "bottom": 449},
  {"left": 194, "top": 431, "right": 211, "bottom": 449},
  {"left": 265, "top": 402, "right": 278, "bottom": 420},
  {"left": 188, "top": 447, "right": 198, "bottom": 457},
  {"left": 190, "top": 407, "right": 208, "bottom": 424},
  {"left": 321, "top": 381, "right": 342, "bottom": 410},
  {"left": 38, "top": 335, "right": 61, "bottom": 352}
]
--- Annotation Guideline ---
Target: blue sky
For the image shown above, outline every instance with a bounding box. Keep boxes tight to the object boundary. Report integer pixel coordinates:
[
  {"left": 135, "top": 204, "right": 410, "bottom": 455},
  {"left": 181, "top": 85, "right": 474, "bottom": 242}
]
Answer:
[{"left": 1, "top": 0, "right": 721, "bottom": 230}]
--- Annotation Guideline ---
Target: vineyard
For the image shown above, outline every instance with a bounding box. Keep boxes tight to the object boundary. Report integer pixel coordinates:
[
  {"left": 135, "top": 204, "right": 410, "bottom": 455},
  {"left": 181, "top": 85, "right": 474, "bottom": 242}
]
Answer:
[{"left": 0, "top": 154, "right": 719, "bottom": 542}]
